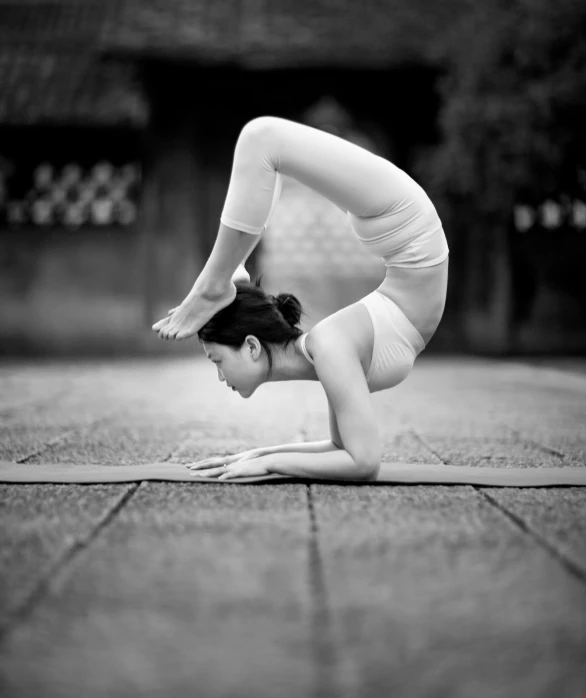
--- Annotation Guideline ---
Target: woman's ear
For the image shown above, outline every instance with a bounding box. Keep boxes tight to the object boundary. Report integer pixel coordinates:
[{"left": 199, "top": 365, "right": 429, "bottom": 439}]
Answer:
[{"left": 244, "top": 335, "right": 262, "bottom": 359}]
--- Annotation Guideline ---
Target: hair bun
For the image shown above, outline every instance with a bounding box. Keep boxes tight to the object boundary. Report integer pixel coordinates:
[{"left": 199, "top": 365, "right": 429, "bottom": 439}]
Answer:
[{"left": 276, "top": 293, "right": 302, "bottom": 327}]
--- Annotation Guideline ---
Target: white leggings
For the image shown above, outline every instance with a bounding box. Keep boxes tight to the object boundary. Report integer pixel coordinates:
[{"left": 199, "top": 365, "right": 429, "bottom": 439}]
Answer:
[{"left": 220, "top": 117, "right": 449, "bottom": 268}]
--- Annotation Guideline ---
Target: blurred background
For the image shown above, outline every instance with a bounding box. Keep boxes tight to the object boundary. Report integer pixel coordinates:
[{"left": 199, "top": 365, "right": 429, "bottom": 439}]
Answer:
[{"left": 0, "top": 0, "right": 585, "bottom": 357}]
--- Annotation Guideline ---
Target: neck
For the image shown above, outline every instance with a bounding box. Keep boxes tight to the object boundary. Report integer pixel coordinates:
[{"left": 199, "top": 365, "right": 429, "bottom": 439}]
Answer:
[{"left": 266, "top": 336, "right": 317, "bottom": 382}]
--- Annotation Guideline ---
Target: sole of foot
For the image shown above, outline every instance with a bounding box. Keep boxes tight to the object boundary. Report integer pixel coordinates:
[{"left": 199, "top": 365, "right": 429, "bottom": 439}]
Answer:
[{"left": 153, "top": 283, "right": 237, "bottom": 340}]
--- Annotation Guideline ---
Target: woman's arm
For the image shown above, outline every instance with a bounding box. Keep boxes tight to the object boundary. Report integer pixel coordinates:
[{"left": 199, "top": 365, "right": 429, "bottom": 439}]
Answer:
[
  {"left": 268, "top": 329, "right": 381, "bottom": 481},
  {"left": 200, "top": 358, "right": 380, "bottom": 480},
  {"left": 259, "top": 439, "right": 341, "bottom": 456},
  {"left": 328, "top": 398, "right": 344, "bottom": 449},
  {"left": 264, "top": 449, "right": 378, "bottom": 481}
]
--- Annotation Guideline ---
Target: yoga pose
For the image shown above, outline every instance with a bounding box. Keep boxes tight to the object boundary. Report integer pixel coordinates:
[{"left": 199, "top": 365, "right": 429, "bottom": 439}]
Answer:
[{"left": 152, "top": 117, "right": 449, "bottom": 482}]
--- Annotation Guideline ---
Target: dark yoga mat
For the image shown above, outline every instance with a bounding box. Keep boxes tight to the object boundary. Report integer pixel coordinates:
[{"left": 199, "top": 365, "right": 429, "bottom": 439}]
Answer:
[{"left": 1, "top": 460, "right": 585, "bottom": 486}]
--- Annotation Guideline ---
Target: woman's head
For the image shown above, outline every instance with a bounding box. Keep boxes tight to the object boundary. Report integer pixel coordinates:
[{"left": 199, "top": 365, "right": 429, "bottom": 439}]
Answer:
[{"left": 197, "top": 277, "right": 304, "bottom": 398}]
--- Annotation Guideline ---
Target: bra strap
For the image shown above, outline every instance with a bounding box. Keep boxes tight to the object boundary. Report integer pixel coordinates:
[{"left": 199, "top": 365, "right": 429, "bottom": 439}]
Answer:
[{"left": 299, "top": 333, "right": 315, "bottom": 365}]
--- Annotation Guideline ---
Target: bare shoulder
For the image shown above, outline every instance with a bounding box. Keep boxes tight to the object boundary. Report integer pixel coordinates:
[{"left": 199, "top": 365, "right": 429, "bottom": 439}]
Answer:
[
  {"left": 305, "top": 323, "right": 370, "bottom": 398},
  {"left": 304, "top": 301, "right": 374, "bottom": 376},
  {"left": 305, "top": 322, "right": 358, "bottom": 364}
]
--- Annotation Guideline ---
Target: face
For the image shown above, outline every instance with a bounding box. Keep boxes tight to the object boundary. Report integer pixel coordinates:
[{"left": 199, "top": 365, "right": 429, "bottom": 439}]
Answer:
[{"left": 202, "top": 337, "right": 267, "bottom": 399}]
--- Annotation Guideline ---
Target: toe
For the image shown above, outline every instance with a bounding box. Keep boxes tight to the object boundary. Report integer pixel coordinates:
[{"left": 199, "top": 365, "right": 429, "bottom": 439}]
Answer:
[{"left": 152, "top": 317, "right": 170, "bottom": 331}]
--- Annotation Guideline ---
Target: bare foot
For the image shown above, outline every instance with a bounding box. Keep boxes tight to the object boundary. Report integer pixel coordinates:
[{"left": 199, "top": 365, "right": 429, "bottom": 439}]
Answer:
[
  {"left": 152, "top": 283, "right": 237, "bottom": 340},
  {"left": 166, "top": 268, "right": 248, "bottom": 317}
]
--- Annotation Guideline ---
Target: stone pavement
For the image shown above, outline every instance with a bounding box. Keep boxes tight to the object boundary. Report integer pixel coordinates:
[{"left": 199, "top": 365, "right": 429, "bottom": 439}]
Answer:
[{"left": 0, "top": 356, "right": 585, "bottom": 698}]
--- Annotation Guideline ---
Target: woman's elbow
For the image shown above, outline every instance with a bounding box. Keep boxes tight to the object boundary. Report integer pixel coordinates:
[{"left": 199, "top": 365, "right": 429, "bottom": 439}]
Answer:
[{"left": 354, "top": 454, "right": 381, "bottom": 481}]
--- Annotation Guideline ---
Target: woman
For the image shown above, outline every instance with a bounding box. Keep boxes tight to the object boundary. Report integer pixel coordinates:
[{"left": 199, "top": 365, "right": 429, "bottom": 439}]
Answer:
[{"left": 152, "top": 117, "right": 449, "bottom": 482}]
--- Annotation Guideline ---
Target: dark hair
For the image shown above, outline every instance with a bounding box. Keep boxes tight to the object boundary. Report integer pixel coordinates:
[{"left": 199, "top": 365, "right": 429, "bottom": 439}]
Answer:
[{"left": 197, "top": 276, "right": 305, "bottom": 378}]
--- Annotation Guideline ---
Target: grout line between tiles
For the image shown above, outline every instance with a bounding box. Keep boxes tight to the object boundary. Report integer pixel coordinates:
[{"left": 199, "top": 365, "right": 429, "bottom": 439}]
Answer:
[
  {"left": 477, "top": 488, "right": 586, "bottom": 584},
  {"left": 306, "top": 483, "right": 338, "bottom": 697},
  {"left": 2, "top": 429, "right": 189, "bottom": 645},
  {"left": 410, "top": 426, "right": 586, "bottom": 585},
  {"left": 0, "top": 482, "right": 141, "bottom": 646}
]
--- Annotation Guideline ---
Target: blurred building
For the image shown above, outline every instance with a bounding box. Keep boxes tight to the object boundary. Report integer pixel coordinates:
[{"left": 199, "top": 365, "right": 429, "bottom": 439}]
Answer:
[{"left": 0, "top": 0, "right": 584, "bottom": 355}]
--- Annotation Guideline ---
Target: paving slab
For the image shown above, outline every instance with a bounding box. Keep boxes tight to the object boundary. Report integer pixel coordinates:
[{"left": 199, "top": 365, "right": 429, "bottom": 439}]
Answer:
[
  {"left": 483, "top": 488, "right": 586, "bottom": 577},
  {"left": 0, "top": 359, "right": 196, "bottom": 461},
  {"left": 0, "top": 483, "right": 315, "bottom": 698},
  {"left": 0, "top": 483, "right": 130, "bottom": 625},
  {"left": 417, "top": 434, "right": 566, "bottom": 468},
  {"left": 395, "top": 359, "right": 586, "bottom": 466},
  {"left": 312, "top": 484, "right": 586, "bottom": 698}
]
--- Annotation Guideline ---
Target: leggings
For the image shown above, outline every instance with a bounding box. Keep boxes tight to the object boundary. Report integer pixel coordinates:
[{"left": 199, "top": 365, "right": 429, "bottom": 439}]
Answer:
[{"left": 220, "top": 117, "right": 448, "bottom": 268}]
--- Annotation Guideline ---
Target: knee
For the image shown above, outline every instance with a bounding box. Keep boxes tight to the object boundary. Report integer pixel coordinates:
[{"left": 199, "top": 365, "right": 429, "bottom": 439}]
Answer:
[{"left": 239, "top": 117, "right": 280, "bottom": 147}]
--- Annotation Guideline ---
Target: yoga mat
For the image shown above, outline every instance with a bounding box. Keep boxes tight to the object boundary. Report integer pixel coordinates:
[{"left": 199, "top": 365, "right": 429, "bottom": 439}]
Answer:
[{"left": 1, "top": 460, "right": 585, "bottom": 487}]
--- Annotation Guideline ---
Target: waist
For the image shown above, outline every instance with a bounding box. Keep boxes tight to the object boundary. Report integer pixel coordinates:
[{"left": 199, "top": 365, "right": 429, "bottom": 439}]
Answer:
[{"left": 376, "top": 258, "right": 449, "bottom": 344}]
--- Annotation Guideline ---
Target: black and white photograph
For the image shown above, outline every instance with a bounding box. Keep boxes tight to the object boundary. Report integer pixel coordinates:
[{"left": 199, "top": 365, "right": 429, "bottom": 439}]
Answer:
[{"left": 1, "top": 1, "right": 585, "bottom": 696}]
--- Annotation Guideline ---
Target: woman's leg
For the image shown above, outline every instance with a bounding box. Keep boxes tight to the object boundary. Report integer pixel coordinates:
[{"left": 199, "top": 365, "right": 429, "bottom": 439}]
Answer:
[
  {"left": 165, "top": 234, "right": 260, "bottom": 317},
  {"left": 164, "top": 238, "right": 259, "bottom": 316},
  {"left": 153, "top": 120, "right": 281, "bottom": 340},
  {"left": 154, "top": 116, "right": 392, "bottom": 340},
  {"left": 152, "top": 223, "right": 261, "bottom": 340}
]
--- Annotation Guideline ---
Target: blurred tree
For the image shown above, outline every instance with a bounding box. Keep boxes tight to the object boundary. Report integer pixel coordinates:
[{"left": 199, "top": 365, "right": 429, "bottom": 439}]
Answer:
[{"left": 418, "top": 0, "right": 586, "bottom": 348}]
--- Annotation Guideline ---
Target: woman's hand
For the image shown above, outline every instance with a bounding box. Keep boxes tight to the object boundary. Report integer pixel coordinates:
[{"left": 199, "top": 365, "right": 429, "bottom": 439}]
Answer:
[
  {"left": 189, "top": 454, "right": 273, "bottom": 481},
  {"left": 186, "top": 448, "right": 263, "bottom": 473}
]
